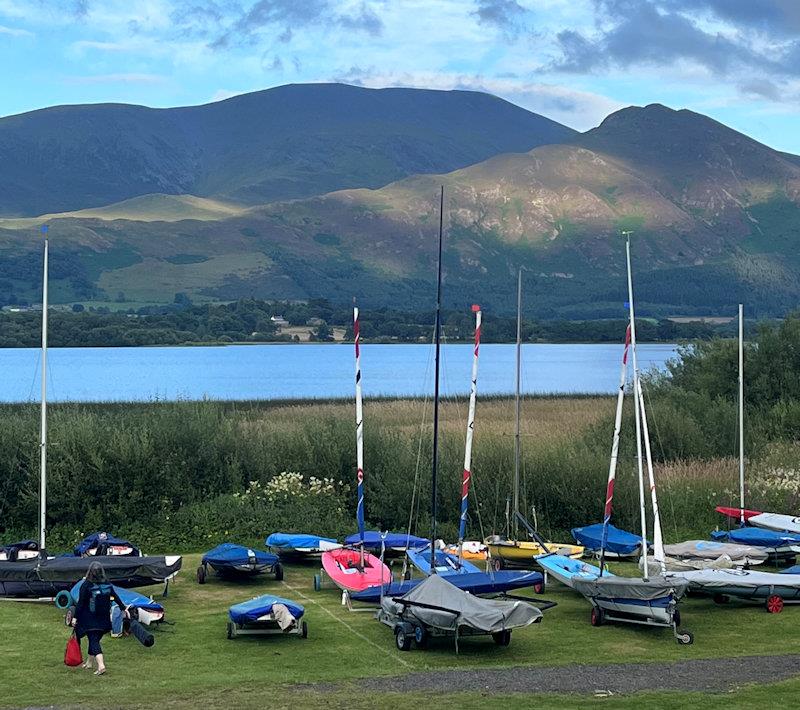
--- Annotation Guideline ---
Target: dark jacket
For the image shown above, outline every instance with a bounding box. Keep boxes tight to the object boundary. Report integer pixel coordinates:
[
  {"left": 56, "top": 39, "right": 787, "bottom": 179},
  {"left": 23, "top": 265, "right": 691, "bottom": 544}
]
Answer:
[{"left": 75, "top": 581, "right": 123, "bottom": 635}]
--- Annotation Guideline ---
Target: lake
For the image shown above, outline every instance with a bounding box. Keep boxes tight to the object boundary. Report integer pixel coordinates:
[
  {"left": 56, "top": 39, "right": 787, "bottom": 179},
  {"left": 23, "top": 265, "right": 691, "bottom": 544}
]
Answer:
[{"left": 3, "top": 343, "right": 678, "bottom": 403}]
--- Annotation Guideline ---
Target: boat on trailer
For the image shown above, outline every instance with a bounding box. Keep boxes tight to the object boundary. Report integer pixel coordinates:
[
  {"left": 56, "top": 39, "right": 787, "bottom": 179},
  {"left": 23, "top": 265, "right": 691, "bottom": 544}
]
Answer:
[
  {"left": 406, "top": 544, "right": 482, "bottom": 576},
  {"left": 319, "top": 305, "right": 393, "bottom": 594},
  {"left": 570, "top": 237, "right": 693, "bottom": 644},
  {"left": 0, "top": 540, "right": 39, "bottom": 561},
  {"left": 660, "top": 540, "right": 768, "bottom": 569},
  {"left": 227, "top": 594, "right": 307, "bottom": 640},
  {"left": 74, "top": 532, "right": 141, "bottom": 557},
  {"left": 571, "top": 523, "right": 648, "bottom": 560},
  {"left": 197, "top": 543, "right": 282, "bottom": 584},
  {"left": 711, "top": 527, "right": 800, "bottom": 564},
  {"left": 748, "top": 513, "right": 800, "bottom": 535},
  {"left": 673, "top": 568, "right": 800, "bottom": 613},
  {"left": 343, "top": 531, "right": 429, "bottom": 555},
  {"left": 266, "top": 533, "right": 340, "bottom": 559},
  {"left": 536, "top": 553, "right": 610, "bottom": 588}
]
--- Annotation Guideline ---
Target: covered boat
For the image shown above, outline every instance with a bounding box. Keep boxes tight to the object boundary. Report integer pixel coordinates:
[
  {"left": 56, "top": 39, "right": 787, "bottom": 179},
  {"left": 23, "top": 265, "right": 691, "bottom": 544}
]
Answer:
[
  {"left": 377, "top": 573, "right": 545, "bottom": 652},
  {"left": 0, "top": 554, "right": 182, "bottom": 598},
  {"left": 571, "top": 523, "right": 648, "bottom": 559},
  {"left": 711, "top": 527, "right": 800, "bottom": 561},
  {"left": 782, "top": 565, "right": 800, "bottom": 575},
  {"left": 266, "top": 533, "right": 340, "bottom": 558},
  {"left": 227, "top": 594, "right": 307, "bottom": 639},
  {"left": 57, "top": 579, "right": 166, "bottom": 628},
  {"left": 674, "top": 568, "right": 800, "bottom": 613},
  {"left": 343, "top": 531, "right": 429, "bottom": 554},
  {"left": 749, "top": 513, "right": 800, "bottom": 535},
  {"left": 350, "top": 568, "right": 544, "bottom": 605},
  {"left": 0, "top": 540, "right": 39, "bottom": 561},
  {"left": 197, "top": 543, "right": 282, "bottom": 584},
  {"left": 406, "top": 544, "right": 482, "bottom": 576},
  {"left": 661, "top": 540, "right": 768, "bottom": 569},
  {"left": 74, "top": 532, "right": 141, "bottom": 557}
]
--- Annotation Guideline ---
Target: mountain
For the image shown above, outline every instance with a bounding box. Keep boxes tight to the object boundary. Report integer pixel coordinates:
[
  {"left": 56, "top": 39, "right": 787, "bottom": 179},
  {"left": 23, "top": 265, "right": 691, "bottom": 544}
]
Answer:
[
  {"left": 0, "top": 83, "right": 577, "bottom": 217},
  {"left": 0, "top": 100, "right": 799, "bottom": 318}
]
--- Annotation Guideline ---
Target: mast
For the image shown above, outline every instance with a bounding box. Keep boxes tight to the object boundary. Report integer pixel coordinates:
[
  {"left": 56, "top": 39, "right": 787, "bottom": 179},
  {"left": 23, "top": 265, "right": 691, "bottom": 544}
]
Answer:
[
  {"left": 353, "top": 302, "right": 365, "bottom": 561},
  {"left": 39, "top": 228, "right": 49, "bottom": 553},
  {"left": 738, "top": 303, "right": 745, "bottom": 525},
  {"left": 458, "top": 304, "right": 482, "bottom": 550},
  {"left": 624, "top": 232, "right": 649, "bottom": 580},
  {"left": 512, "top": 268, "right": 522, "bottom": 540},
  {"left": 637, "top": 380, "right": 665, "bottom": 574},
  {"left": 599, "top": 324, "right": 631, "bottom": 574},
  {"left": 430, "top": 186, "right": 445, "bottom": 572}
]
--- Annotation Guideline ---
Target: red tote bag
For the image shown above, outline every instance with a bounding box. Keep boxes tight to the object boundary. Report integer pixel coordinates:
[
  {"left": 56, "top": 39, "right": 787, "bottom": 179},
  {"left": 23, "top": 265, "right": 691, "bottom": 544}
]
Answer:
[{"left": 64, "top": 633, "right": 83, "bottom": 667}]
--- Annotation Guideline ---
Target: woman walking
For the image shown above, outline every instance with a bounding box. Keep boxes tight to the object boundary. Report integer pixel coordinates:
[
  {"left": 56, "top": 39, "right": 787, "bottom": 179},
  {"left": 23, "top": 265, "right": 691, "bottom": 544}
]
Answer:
[{"left": 71, "top": 561, "right": 128, "bottom": 676}]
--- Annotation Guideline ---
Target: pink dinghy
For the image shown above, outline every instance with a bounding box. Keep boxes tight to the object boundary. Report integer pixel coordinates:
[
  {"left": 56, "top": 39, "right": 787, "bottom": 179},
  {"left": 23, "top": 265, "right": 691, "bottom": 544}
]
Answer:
[{"left": 320, "top": 548, "right": 392, "bottom": 593}]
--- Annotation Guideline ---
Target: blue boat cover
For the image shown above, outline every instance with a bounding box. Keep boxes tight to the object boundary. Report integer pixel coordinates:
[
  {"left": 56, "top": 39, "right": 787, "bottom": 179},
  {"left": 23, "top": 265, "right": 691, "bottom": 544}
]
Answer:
[
  {"left": 351, "top": 569, "right": 543, "bottom": 604},
  {"left": 344, "top": 531, "right": 429, "bottom": 550},
  {"left": 229, "top": 594, "right": 304, "bottom": 625},
  {"left": 202, "top": 543, "right": 278, "bottom": 568},
  {"left": 406, "top": 546, "right": 481, "bottom": 576},
  {"left": 74, "top": 532, "right": 140, "bottom": 556},
  {"left": 266, "top": 533, "right": 338, "bottom": 550},
  {"left": 70, "top": 579, "right": 164, "bottom": 613},
  {"left": 782, "top": 565, "right": 800, "bottom": 575},
  {"left": 571, "top": 523, "right": 648, "bottom": 556},
  {"left": 0, "top": 540, "right": 38, "bottom": 559},
  {"left": 711, "top": 527, "right": 800, "bottom": 548}
]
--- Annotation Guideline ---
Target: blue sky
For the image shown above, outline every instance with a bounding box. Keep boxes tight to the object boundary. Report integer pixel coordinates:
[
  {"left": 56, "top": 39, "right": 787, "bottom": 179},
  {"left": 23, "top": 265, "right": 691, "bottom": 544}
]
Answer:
[{"left": 1, "top": 0, "right": 799, "bottom": 152}]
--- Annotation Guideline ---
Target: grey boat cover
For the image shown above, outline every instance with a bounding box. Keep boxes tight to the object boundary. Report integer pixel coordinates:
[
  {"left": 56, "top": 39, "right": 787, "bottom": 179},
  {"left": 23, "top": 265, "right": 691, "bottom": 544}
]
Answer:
[
  {"left": 663, "top": 540, "right": 768, "bottom": 565},
  {"left": 573, "top": 575, "right": 689, "bottom": 601},
  {"left": 381, "top": 573, "right": 542, "bottom": 632},
  {"left": 673, "top": 569, "right": 800, "bottom": 597}
]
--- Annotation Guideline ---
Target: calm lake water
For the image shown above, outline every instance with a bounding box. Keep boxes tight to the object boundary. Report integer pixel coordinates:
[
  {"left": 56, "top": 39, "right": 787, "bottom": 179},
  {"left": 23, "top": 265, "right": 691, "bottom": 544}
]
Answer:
[{"left": 3, "top": 343, "right": 678, "bottom": 403}]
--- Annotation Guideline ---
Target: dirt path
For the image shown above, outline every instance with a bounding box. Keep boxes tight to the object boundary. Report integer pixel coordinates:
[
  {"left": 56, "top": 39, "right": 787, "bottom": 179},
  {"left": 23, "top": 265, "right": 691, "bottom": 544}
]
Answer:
[{"left": 352, "top": 654, "right": 800, "bottom": 695}]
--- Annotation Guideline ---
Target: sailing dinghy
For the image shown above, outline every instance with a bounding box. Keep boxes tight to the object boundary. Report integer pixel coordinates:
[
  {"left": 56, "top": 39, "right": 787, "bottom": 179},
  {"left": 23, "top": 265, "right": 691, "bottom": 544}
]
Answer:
[
  {"left": 74, "top": 532, "right": 141, "bottom": 557},
  {"left": 0, "top": 233, "right": 182, "bottom": 599},
  {"left": 197, "top": 543, "right": 282, "bottom": 584},
  {"left": 0, "top": 541, "right": 39, "bottom": 561},
  {"left": 673, "top": 568, "right": 800, "bottom": 613},
  {"left": 266, "top": 533, "right": 341, "bottom": 559},
  {"left": 748, "top": 513, "right": 800, "bottom": 535},
  {"left": 319, "top": 305, "right": 392, "bottom": 594},
  {"left": 660, "top": 540, "right": 768, "bottom": 570}
]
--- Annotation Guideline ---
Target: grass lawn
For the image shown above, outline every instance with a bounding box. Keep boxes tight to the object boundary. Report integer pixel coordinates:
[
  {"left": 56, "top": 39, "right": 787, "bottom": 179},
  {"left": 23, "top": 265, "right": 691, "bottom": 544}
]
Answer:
[{"left": 0, "top": 553, "right": 798, "bottom": 709}]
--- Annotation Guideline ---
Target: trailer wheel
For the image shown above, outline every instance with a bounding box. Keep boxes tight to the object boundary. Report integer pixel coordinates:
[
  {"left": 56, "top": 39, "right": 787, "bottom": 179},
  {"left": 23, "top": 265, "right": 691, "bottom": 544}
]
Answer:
[
  {"left": 676, "top": 630, "right": 694, "bottom": 645},
  {"left": 196, "top": 565, "right": 206, "bottom": 585},
  {"left": 492, "top": 558, "right": 504, "bottom": 572},
  {"left": 54, "top": 590, "right": 72, "bottom": 610},
  {"left": 274, "top": 562, "right": 284, "bottom": 581},
  {"left": 712, "top": 593, "right": 729, "bottom": 605},
  {"left": 590, "top": 607, "right": 605, "bottom": 627},
  {"left": 414, "top": 625, "right": 429, "bottom": 650},
  {"left": 766, "top": 595, "right": 784, "bottom": 614},
  {"left": 226, "top": 621, "right": 235, "bottom": 640},
  {"left": 533, "top": 580, "right": 544, "bottom": 595},
  {"left": 301, "top": 621, "right": 308, "bottom": 639},
  {"left": 395, "top": 626, "right": 412, "bottom": 651},
  {"left": 492, "top": 630, "right": 512, "bottom": 646},
  {"left": 313, "top": 574, "right": 321, "bottom": 591}
]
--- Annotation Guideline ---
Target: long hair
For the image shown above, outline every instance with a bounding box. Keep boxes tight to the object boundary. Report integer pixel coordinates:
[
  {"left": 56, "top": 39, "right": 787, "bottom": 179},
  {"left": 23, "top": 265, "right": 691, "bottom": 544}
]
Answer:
[{"left": 87, "top": 560, "right": 107, "bottom": 584}]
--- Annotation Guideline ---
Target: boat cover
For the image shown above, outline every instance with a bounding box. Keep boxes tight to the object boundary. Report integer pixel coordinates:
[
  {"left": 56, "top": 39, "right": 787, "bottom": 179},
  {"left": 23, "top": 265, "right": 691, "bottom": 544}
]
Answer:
[
  {"left": 381, "top": 573, "right": 541, "bottom": 633},
  {"left": 202, "top": 543, "right": 277, "bottom": 568},
  {"left": 266, "top": 533, "right": 340, "bottom": 552},
  {"left": 674, "top": 568, "right": 800, "bottom": 600},
  {"left": 0, "top": 555, "right": 182, "bottom": 597},
  {"left": 69, "top": 579, "right": 164, "bottom": 614},
  {"left": 406, "top": 545, "right": 481, "bottom": 576},
  {"left": 711, "top": 527, "right": 800, "bottom": 548},
  {"left": 663, "top": 540, "right": 768, "bottom": 564},
  {"left": 74, "top": 532, "right": 141, "bottom": 557},
  {"left": 573, "top": 575, "right": 689, "bottom": 602},
  {"left": 0, "top": 540, "right": 39, "bottom": 561},
  {"left": 782, "top": 565, "right": 800, "bottom": 575},
  {"left": 351, "top": 569, "right": 543, "bottom": 604},
  {"left": 344, "top": 531, "right": 429, "bottom": 550},
  {"left": 571, "top": 523, "right": 648, "bottom": 556},
  {"left": 749, "top": 513, "right": 800, "bottom": 535},
  {"left": 229, "top": 594, "right": 304, "bottom": 625}
]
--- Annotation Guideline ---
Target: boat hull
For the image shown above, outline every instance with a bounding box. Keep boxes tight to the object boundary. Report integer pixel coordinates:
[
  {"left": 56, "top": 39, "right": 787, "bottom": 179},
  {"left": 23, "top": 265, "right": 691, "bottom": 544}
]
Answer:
[
  {"left": 486, "top": 538, "right": 584, "bottom": 566},
  {"left": 320, "top": 549, "right": 392, "bottom": 592},
  {"left": 749, "top": 513, "right": 800, "bottom": 535}
]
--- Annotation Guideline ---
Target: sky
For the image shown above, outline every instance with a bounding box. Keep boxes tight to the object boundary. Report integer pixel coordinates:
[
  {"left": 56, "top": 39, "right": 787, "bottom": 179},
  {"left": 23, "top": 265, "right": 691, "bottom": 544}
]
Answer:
[{"left": 1, "top": 0, "right": 799, "bottom": 152}]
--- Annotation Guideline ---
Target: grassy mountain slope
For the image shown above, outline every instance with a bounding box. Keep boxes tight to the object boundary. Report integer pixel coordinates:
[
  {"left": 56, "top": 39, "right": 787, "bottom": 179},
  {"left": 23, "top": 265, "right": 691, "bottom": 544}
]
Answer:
[
  {"left": 1, "top": 102, "right": 799, "bottom": 318},
  {"left": 0, "top": 83, "right": 577, "bottom": 217}
]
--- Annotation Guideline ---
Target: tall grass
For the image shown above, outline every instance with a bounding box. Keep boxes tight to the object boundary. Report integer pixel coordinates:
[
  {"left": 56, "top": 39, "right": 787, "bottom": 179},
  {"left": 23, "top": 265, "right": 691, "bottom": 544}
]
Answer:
[{"left": 0, "top": 396, "right": 794, "bottom": 551}]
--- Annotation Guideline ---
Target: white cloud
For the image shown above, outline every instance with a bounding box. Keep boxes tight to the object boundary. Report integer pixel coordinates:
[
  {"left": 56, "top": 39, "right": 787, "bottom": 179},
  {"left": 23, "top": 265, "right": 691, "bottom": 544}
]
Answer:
[
  {"left": 0, "top": 23, "right": 32, "bottom": 36},
  {"left": 66, "top": 73, "right": 168, "bottom": 85}
]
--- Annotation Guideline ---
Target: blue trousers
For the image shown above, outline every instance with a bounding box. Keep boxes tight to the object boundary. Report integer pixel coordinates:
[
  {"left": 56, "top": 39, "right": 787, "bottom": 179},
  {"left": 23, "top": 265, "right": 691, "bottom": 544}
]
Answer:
[{"left": 80, "top": 630, "right": 105, "bottom": 656}]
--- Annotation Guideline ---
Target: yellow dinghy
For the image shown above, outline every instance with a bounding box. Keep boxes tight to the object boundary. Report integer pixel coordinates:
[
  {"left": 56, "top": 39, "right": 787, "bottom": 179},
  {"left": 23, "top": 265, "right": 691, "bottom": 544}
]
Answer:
[{"left": 486, "top": 536, "right": 584, "bottom": 570}]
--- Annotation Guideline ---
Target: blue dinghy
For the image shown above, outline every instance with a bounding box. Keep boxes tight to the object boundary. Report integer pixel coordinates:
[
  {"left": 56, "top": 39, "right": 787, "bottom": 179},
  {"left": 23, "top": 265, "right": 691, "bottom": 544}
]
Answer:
[
  {"left": 571, "top": 523, "right": 649, "bottom": 558},
  {"left": 782, "top": 565, "right": 800, "bottom": 575},
  {"left": 227, "top": 594, "right": 307, "bottom": 639},
  {"left": 74, "top": 532, "right": 141, "bottom": 557},
  {"left": 198, "top": 543, "right": 282, "bottom": 584},
  {"left": 536, "top": 553, "right": 612, "bottom": 589},
  {"left": 711, "top": 527, "right": 800, "bottom": 556},
  {"left": 266, "top": 533, "right": 341, "bottom": 558},
  {"left": 344, "top": 531, "right": 429, "bottom": 554},
  {"left": 350, "top": 569, "right": 544, "bottom": 605},
  {"left": 406, "top": 545, "right": 482, "bottom": 576}
]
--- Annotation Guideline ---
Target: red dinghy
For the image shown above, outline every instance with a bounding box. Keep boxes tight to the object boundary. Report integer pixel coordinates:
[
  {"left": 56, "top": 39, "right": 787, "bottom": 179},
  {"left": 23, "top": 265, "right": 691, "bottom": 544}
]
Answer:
[
  {"left": 321, "top": 548, "right": 392, "bottom": 592},
  {"left": 716, "top": 506, "right": 762, "bottom": 522}
]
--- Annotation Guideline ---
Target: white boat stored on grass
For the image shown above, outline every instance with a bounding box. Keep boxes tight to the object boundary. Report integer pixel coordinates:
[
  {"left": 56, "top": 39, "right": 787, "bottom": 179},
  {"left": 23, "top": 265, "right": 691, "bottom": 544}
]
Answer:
[{"left": 748, "top": 513, "right": 800, "bottom": 535}]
